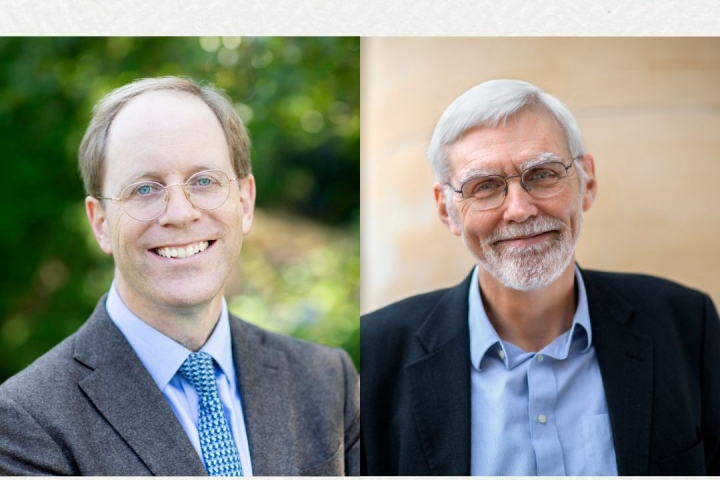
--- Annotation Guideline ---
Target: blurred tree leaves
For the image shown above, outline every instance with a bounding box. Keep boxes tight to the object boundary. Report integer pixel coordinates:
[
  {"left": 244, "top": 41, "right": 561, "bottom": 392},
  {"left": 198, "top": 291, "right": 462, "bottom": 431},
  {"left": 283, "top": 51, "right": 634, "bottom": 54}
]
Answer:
[{"left": 0, "top": 37, "right": 359, "bottom": 382}]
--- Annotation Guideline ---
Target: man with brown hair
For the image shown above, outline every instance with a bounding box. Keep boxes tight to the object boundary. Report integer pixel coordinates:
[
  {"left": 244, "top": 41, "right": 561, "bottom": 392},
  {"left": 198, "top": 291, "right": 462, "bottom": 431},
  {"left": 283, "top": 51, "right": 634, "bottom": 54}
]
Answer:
[{"left": 0, "top": 77, "right": 359, "bottom": 476}]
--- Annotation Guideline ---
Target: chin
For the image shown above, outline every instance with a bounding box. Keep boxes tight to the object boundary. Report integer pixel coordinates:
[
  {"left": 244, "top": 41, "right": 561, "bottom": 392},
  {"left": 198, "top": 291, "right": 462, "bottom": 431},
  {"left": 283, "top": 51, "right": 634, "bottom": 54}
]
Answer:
[
  {"left": 155, "top": 283, "right": 223, "bottom": 308},
  {"left": 115, "top": 258, "right": 232, "bottom": 312},
  {"left": 126, "top": 269, "right": 221, "bottom": 309}
]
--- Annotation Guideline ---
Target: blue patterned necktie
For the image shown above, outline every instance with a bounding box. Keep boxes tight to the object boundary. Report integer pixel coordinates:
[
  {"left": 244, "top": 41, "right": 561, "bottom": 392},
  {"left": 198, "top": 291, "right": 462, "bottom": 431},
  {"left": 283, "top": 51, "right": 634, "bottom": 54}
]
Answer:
[{"left": 179, "top": 351, "right": 244, "bottom": 476}]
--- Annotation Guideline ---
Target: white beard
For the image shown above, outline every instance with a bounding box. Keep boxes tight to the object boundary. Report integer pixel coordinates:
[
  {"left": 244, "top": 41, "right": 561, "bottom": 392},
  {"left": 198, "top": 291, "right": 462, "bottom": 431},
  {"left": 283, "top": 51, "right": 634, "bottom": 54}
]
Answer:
[{"left": 464, "top": 215, "right": 581, "bottom": 291}]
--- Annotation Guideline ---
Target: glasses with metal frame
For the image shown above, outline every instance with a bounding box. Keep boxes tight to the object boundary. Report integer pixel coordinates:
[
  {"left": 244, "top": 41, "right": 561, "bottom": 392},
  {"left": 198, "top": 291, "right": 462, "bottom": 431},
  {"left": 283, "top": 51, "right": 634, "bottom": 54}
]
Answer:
[
  {"left": 446, "top": 157, "right": 579, "bottom": 211},
  {"left": 97, "top": 169, "right": 238, "bottom": 221}
]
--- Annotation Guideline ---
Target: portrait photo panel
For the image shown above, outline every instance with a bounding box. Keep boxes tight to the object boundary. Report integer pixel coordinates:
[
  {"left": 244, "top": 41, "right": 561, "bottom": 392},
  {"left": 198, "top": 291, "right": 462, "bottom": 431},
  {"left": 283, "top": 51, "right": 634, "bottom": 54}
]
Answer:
[{"left": 361, "top": 37, "right": 720, "bottom": 314}]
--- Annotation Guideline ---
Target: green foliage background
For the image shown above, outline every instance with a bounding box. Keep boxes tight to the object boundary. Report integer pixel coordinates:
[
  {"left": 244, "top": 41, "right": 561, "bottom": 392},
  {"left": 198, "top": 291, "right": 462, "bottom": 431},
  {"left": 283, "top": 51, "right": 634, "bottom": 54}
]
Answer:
[{"left": 0, "top": 37, "right": 359, "bottom": 383}]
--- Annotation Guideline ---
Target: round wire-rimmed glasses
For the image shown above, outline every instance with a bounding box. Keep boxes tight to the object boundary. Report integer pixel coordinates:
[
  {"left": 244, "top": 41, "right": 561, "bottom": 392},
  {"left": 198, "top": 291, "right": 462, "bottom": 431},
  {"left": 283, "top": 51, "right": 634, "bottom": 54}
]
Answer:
[
  {"left": 446, "top": 158, "right": 579, "bottom": 211},
  {"left": 97, "top": 169, "right": 238, "bottom": 221}
]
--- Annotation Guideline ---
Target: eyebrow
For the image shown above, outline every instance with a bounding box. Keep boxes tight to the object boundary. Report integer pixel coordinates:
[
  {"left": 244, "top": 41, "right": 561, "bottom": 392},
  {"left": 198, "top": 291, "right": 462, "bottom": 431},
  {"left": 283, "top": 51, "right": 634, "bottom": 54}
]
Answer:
[
  {"left": 458, "top": 152, "right": 564, "bottom": 184},
  {"left": 518, "top": 152, "right": 564, "bottom": 170}
]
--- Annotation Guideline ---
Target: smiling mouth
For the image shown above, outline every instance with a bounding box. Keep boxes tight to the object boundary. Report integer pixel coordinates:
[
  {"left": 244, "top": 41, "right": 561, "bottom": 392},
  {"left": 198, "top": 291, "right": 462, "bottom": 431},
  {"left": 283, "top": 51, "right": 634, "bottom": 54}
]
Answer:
[
  {"left": 152, "top": 240, "right": 213, "bottom": 259},
  {"left": 497, "top": 231, "right": 555, "bottom": 244}
]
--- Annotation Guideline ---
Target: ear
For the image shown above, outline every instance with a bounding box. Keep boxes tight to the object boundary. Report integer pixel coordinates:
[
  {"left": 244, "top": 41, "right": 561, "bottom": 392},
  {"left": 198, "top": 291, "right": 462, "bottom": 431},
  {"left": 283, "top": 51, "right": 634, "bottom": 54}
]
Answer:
[
  {"left": 433, "top": 182, "right": 461, "bottom": 236},
  {"left": 238, "top": 174, "right": 256, "bottom": 236},
  {"left": 85, "top": 196, "right": 113, "bottom": 255},
  {"left": 579, "top": 153, "right": 597, "bottom": 212}
]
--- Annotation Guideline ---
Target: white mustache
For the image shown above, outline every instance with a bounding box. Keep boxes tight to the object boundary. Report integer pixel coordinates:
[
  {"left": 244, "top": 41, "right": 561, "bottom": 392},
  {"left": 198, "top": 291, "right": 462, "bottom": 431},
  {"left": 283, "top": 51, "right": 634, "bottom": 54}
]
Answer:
[{"left": 483, "top": 217, "right": 566, "bottom": 245}]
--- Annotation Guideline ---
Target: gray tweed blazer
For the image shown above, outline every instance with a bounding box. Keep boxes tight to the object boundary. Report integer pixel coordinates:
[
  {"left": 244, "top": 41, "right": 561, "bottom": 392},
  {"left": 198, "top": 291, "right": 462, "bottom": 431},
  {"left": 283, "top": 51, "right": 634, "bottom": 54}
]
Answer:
[{"left": 0, "top": 296, "right": 359, "bottom": 476}]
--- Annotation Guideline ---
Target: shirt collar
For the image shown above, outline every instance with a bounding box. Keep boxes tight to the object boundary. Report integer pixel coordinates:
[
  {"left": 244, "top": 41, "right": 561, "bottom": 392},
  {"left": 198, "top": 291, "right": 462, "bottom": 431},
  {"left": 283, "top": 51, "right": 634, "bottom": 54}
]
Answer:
[
  {"left": 106, "top": 281, "right": 237, "bottom": 391},
  {"left": 468, "top": 265, "right": 593, "bottom": 370}
]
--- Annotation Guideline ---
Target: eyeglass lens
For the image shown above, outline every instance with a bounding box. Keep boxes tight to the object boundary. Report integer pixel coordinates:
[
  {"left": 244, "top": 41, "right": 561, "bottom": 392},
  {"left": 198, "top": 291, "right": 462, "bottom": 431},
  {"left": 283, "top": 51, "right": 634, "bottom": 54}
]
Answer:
[
  {"left": 461, "top": 161, "right": 570, "bottom": 211},
  {"left": 119, "top": 170, "right": 232, "bottom": 221}
]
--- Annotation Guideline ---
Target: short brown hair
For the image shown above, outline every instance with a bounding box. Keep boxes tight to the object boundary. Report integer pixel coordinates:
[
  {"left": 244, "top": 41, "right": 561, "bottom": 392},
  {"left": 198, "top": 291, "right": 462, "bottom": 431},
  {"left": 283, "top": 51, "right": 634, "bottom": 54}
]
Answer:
[{"left": 78, "top": 76, "right": 251, "bottom": 196}]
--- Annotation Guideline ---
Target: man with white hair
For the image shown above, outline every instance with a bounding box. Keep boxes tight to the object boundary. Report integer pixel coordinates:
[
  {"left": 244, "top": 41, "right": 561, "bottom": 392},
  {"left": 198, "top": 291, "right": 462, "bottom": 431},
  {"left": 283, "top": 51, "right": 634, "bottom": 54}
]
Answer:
[{"left": 360, "top": 79, "right": 720, "bottom": 476}]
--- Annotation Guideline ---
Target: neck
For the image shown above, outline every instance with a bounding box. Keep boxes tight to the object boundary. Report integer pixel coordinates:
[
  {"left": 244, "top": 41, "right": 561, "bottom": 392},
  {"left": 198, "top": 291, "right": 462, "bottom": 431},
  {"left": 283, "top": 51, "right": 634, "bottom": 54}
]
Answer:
[
  {"left": 114, "top": 277, "right": 223, "bottom": 352},
  {"left": 477, "top": 263, "right": 578, "bottom": 352}
]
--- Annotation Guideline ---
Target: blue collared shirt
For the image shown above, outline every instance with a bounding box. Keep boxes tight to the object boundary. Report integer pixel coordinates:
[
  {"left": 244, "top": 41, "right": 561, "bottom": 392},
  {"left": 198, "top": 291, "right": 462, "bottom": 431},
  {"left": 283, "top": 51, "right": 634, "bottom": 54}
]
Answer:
[
  {"left": 469, "top": 266, "right": 617, "bottom": 475},
  {"left": 106, "top": 283, "right": 254, "bottom": 475}
]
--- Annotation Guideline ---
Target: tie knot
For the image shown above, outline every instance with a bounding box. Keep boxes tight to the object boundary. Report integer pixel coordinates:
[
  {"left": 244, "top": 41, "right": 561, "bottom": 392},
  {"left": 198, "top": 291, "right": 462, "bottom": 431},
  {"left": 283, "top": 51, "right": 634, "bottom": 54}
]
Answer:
[{"left": 179, "top": 351, "right": 216, "bottom": 394}]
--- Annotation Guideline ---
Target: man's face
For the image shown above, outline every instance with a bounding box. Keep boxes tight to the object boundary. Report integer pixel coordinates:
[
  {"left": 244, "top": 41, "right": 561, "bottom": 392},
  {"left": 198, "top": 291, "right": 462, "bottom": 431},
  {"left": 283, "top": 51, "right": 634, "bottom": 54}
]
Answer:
[
  {"left": 86, "top": 90, "right": 255, "bottom": 312},
  {"left": 433, "top": 109, "right": 596, "bottom": 291}
]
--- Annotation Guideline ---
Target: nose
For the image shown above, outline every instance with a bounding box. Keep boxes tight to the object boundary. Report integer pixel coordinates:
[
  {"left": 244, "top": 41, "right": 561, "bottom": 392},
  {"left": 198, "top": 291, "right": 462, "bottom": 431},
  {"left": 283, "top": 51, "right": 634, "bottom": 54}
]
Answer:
[
  {"left": 501, "top": 177, "right": 538, "bottom": 223},
  {"left": 157, "top": 184, "right": 201, "bottom": 227}
]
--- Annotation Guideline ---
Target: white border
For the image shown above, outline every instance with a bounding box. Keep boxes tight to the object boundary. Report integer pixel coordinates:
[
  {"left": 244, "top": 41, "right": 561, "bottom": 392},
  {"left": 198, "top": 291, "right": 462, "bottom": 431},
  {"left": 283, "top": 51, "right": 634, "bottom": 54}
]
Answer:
[{"left": 1, "top": 0, "right": 717, "bottom": 36}]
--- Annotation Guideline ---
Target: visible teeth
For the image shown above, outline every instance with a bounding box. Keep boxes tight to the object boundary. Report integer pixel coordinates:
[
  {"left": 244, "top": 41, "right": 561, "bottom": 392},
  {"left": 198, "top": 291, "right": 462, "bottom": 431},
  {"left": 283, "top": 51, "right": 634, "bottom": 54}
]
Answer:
[{"left": 155, "top": 241, "right": 209, "bottom": 259}]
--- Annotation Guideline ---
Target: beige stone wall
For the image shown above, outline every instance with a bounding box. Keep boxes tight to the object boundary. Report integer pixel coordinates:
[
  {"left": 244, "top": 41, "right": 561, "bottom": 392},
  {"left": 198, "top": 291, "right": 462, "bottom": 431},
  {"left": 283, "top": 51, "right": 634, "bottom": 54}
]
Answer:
[{"left": 361, "top": 37, "right": 720, "bottom": 313}]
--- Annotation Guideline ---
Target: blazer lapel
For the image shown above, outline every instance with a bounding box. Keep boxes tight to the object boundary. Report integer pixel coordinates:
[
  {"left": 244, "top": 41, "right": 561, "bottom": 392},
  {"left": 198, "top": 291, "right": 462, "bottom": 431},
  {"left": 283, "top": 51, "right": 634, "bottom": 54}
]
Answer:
[
  {"left": 73, "top": 298, "right": 206, "bottom": 476},
  {"left": 405, "top": 276, "right": 473, "bottom": 476},
  {"left": 582, "top": 270, "right": 654, "bottom": 475},
  {"left": 229, "top": 318, "right": 296, "bottom": 476}
]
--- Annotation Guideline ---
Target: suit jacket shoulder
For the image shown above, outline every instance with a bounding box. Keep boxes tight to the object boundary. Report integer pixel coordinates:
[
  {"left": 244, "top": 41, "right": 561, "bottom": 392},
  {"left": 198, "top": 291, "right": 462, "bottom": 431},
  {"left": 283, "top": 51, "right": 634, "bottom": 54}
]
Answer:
[
  {"left": 0, "top": 298, "right": 206, "bottom": 476},
  {"left": 362, "top": 275, "right": 472, "bottom": 355},
  {"left": 234, "top": 315, "right": 355, "bottom": 378},
  {"left": 228, "top": 315, "right": 360, "bottom": 476},
  {"left": 581, "top": 268, "right": 717, "bottom": 373},
  {"left": 364, "top": 285, "right": 461, "bottom": 330},
  {"left": 361, "top": 276, "right": 473, "bottom": 476},
  {"left": 583, "top": 268, "right": 711, "bottom": 303},
  {"left": 0, "top": 333, "right": 80, "bottom": 475}
]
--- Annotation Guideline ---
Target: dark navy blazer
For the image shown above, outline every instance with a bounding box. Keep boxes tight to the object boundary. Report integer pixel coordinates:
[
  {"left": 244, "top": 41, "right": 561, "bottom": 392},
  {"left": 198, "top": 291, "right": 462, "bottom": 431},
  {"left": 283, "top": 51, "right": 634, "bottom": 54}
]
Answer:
[{"left": 361, "top": 268, "right": 720, "bottom": 475}]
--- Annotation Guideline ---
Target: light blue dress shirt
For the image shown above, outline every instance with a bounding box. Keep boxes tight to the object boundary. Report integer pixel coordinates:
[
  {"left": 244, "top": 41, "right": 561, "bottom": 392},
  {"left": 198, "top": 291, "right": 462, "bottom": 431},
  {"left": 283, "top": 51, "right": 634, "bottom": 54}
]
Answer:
[
  {"left": 106, "top": 282, "right": 253, "bottom": 476},
  {"left": 469, "top": 266, "right": 617, "bottom": 475}
]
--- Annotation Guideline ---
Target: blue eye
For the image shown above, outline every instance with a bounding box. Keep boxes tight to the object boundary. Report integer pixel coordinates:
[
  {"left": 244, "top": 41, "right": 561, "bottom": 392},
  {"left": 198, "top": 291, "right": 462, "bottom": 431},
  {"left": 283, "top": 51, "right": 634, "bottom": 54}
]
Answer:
[
  {"left": 463, "top": 176, "right": 504, "bottom": 199},
  {"left": 527, "top": 169, "right": 555, "bottom": 180},
  {"left": 523, "top": 162, "right": 566, "bottom": 187},
  {"left": 132, "top": 183, "right": 161, "bottom": 197},
  {"left": 475, "top": 178, "right": 504, "bottom": 192},
  {"left": 192, "top": 175, "right": 222, "bottom": 189}
]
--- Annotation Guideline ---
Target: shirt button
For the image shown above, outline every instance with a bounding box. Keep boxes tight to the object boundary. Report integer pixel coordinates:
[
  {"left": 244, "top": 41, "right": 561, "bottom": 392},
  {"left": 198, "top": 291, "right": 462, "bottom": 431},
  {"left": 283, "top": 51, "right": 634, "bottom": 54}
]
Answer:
[
  {"left": 536, "top": 354, "right": 544, "bottom": 363},
  {"left": 538, "top": 414, "right": 547, "bottom": 424},
  {"left": 498, "top": 350, "right": 506, "bottom": 359}
]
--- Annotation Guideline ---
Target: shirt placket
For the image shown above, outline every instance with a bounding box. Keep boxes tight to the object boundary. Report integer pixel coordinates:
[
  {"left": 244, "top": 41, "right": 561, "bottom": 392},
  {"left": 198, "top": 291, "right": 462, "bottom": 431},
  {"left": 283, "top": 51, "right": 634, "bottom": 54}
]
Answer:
[{"left": 527, "top": 353, "right": 566, "bottom": 475}]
